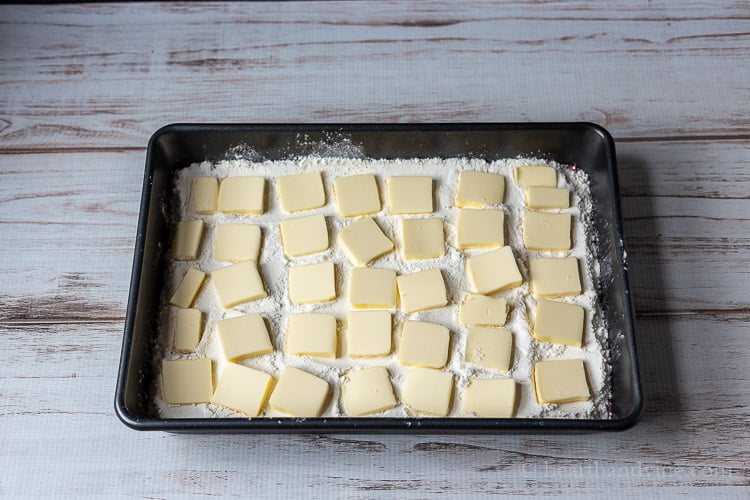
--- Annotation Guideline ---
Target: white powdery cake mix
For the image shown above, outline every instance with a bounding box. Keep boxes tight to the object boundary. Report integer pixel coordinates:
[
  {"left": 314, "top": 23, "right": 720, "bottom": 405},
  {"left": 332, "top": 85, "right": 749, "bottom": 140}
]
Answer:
[{"left": 153, "top": 155, "right": 612, "bottom": 419}]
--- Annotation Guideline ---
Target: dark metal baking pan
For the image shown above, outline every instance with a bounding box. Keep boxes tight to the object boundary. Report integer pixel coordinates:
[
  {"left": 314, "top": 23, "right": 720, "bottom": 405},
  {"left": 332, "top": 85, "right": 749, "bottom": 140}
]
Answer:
[{"left": 115, "top": 123, "right": 642, "bottom": 433}]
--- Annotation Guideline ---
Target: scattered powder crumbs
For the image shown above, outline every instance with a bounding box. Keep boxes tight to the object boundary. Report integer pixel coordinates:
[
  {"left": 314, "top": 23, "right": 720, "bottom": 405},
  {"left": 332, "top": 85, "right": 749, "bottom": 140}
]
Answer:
[{"left": 152, "top": 155, "right": 612, "bottom": 419}]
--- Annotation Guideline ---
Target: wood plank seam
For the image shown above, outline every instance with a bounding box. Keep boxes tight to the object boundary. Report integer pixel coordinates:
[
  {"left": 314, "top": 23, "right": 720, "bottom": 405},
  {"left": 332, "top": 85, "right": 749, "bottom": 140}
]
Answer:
[{"left": 4, "top": 134, "right": 750, "bottom": 155}]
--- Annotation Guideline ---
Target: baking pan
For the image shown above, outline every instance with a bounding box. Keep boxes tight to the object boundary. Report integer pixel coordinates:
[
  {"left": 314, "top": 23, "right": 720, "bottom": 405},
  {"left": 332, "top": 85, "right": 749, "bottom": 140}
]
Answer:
[{"left": 115, "top": 123, "right": 642, "bottom": 433}]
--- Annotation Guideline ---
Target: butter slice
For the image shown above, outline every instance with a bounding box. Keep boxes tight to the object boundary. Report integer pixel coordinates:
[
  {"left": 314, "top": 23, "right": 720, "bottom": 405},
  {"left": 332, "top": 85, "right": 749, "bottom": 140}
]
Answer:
[
  {"left": 216, "top": 313, "right": 273, "bottom": 361},
  {"left": 401, "top": 218, "right": 445, "bottom": 259},
  {"left": 211, "top": 260, "right": 267, "bottom": 307},
  {"left": 171, "top": 220, "right": 204, "bottom": 260},
  {"left": 514, "top": 165, "right": 557, "bottom": 187},
  {"left": 211, "top": 363, "right": 274, "bottom": 417},
  {"left": 334, "top": 174, "right": 381, "bottom": 217},
  {"left": 463, "top": 378, "right": 517, "bottom": 418},
  {"left": 286, "top": 313, "right": 337, "bottom": 358},
  {"left": 465, "top": 247, "right": 522, "bottom": 294},
  {"left": 213, "top": 223, "right": 261, "bottom": 262},
  {"left": 338, "top": 216, "right": 394, "bottom": 266},
  {"left": 268, "top": 366, "right": 330, "bottom": 417},
  {"left": 533, "top": 359, "right": 590, "bottom": 404},
  {"left": 402, "top": 367, "right": 454, "bottom": 416},
  {"left": 523, "top": 211, "right": 572, "bottom": 251},
  {"left": 349, "top": 267, "right": 397, "bottom": 309},
  {"left": 458, "top": 294, "right": 507, "bottom": 326},
  {"left": 161, "top": 358, "right": 213, "bottom": 404},
  {"left": 288, "top": 261, "right": 336, "bottom": 304},
  {"left": 465, "top": 326, "right": 513, "bottom": 371},
  {"left": 526, "top": 186, "right": 570, "bottom": 209},
  {"left": 169, "top": 267, "right": 206, "bottom": 308},
  {"left": 454, "top": 171, "right": 505, "bottom": 207},
  {"left": 398, "top": 320, "right": 450, "bottom": 369},
  {"left": 279, "top": 214, "right": 329, "bottom": 257},
  {"left": 218, "top": 176, "right": 265, "bottom": 214},
  {"left": 342, "top": 366, "right": 397, "bottom": 416},
  {"left": 456, "top": 209, "right": 504, "bottom": 249},
  {"left": 529, "top": 257, "right": 582, "bottom": 297},
  {"left": 277, "top": 170, "right": 325, "bottom": 213},
  {"left": 192, "top": 177, "right": 218, "bottom": 214},
  {"left": 534, "top": 299, "right": 584, "bottom": 347},
  {"left": 173, "top": 307, "right": 202, "bottom": 353},
  {"left": 346, "top": 310, "right": 392, "bottom": 357},
  {"left": 396, "top": 268, "right": 448, "bottom": 313},
  {"left": 386, "top": 176, "right": 433, "bottom": 214}
]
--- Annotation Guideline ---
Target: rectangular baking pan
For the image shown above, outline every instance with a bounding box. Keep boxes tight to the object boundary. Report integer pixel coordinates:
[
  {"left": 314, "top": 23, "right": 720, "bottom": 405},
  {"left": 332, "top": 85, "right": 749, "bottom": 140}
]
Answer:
[{"left": 115, "top": 123, "right": 643, "bottom": 432}]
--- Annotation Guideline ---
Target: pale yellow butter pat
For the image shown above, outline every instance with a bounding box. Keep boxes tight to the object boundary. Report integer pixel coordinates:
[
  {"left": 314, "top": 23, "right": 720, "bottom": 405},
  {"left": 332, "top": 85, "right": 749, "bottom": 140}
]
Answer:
[
  {"left": 218, "top": 176, "right": 265, "bottom": 214},
  {"left": 279, "top": 214, "right": 328, "bottom": 257},
  {"left": 346, "top": 310, "right": 392, "bottom": 357},
  {"left": 269, "top": 366, "right": 330, "bottom": 417},
  {"left": 534, "top": 359, "right": 590, "bottom": 404},
  {"left": 216, "top": 313, "right": 273, "bottom": 361},
  {"left": 396, "top": 268, "right": 448, "bottom": 313},
  {"left": 525, "top": 186, "right": 570, "bottom": 209},
  {"left": 385, "top": 176, "right": 433, "bottom": 214},
  {"left": 288, "top": 261, "right": 336, "bottom": 304},
  {"left": 211, "top": 363, "right": 274, "bottom": 417},
  {"left": 533, "top": 299, "right": 584, "bottom": 347},
  {"left": 402, "top": 367, "right": 453, "bottom": 416},
  {"left": 333, "top": 173, "right": 381, "bottom": 217},
  {"left": 514, "top": 165, "right": 557, "bottom": 187},
  {"left": 398, "top": 320, "right": 450, "bottom": 369},
  {"left": 173, "top": 307, "right": 202, "bottom": 353},
  {"left": 286, "top": 313, "right": 337, "bottom": 358},
  {"left": 171, "top": 220, "right": 204, "bottom": 260},
  {"left": 465, "top": 326, "right": 513, "bottom": 371},
  {"left": 523, "top": 211, "right": 572, "bottom": 251},
  {"left": 463, "top": 378, "right": 517, "bottom": 418},
  {"left": 213, "top": 223, "right": 261, "bottom": 262},
  {"left": 401, "top": 218, "right": 445, "bottom": 259},
  {"left": 529, "top": 257, "right": 582, "bottom": 297},
  {"left": 338, "top": 216, "right": 394, "bottom": 266},
  {"left": 465, "top": 247, "right": 522, "bottom": 294},
  {"left": 349, "top": 267, "right": 397, "bottom": 309},
  {"left": 161, "top": 358, "right": 213, "bottom": 404},
  {"left": 456, "top": 209, "right": 504, "bottom": 248},
  {"left": 458, "top": 294, "right": 507, "bottom": 326},
  {"left": 454, "top": 171, "right": 505, "bottom": 207},
  {"left": 169, "top": 267, "right": 206, "bottom": 308},
  {"left": 211, "top": 260, "right": 267, "bottom": 308},
  {"left": 277, "top": 170, "right": 325, "bottom": 213},
  {"left": 342, "top": 366, "right": 397, "bottom": 416},
  {"left": 192, "top": 177, "right": 218, "bottom": 214}
]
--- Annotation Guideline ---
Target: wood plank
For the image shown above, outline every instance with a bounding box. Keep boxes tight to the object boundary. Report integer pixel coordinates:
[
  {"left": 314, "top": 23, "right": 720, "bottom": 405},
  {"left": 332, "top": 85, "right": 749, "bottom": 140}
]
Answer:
[
  {"left": 616, "top": 138, "right": 750, "bottom": 312},
  {"left": 0, "top": 152, "right": 142, "bottom": 321},
  {"left": 1, "top": 140, "right": 749, "bottom": 321},
  {"left": 0, "top": 314, "right": 747, "bottom": 496},
  {"left": 2, "top": 1, "right": 750, "bottom": 150},
  {"left": 622, "top": 196, "right": 750, "bottom": 312},
  {"left": 616, "top": 138, "right": 750, "bottom": 200}
]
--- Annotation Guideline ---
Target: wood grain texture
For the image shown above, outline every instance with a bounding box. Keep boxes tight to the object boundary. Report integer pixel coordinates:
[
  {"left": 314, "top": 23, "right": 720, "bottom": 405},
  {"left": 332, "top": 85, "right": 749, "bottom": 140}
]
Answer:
[
  {"left": 0, "top": 152, "right": 142, "bottom": 321},
  {"left": 0, "top": 315, "right": 747, "bottom": 497},
  {"left": 2, "top": 141, "right": 748, "bottom": 321},
  {"left": 1, "top": 1, "right": 749, "bottom": 497},
  {"left": 1, "top": 1, "right": 750, "bottom": 150}
]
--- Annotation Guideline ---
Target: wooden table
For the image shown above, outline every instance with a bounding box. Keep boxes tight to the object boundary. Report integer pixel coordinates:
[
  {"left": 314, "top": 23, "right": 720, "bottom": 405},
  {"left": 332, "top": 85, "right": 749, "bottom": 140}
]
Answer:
[{"left": 1, "top": 2, "right": 748, "bottom": 497}]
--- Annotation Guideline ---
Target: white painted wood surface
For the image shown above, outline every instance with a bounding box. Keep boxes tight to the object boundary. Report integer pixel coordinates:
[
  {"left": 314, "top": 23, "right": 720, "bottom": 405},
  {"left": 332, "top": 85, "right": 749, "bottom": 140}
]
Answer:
[{"left": 0, "top": 1, "right": 748, "bottom": 497}]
